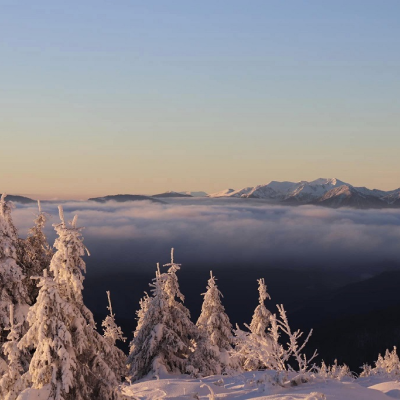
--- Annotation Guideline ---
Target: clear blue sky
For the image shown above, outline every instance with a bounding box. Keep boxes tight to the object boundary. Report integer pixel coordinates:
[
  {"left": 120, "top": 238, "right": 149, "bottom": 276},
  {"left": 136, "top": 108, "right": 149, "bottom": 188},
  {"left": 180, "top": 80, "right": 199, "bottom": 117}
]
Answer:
[{"left": 1, "top": 1, "right": 399, "bottom": 198}]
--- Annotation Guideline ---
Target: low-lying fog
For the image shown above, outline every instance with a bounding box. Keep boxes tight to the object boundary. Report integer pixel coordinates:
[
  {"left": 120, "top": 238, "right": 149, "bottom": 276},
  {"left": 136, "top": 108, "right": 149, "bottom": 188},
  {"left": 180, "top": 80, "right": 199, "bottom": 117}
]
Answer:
[{"left": 12, "top": 198, "right": 400, "bottom": 275}]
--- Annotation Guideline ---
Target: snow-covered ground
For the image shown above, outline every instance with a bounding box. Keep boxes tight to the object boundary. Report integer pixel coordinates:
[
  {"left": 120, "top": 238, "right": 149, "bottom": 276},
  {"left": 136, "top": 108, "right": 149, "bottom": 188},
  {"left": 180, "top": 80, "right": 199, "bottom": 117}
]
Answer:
[{"left": 122, "top": 371, "right": 400, "bottom": 400}]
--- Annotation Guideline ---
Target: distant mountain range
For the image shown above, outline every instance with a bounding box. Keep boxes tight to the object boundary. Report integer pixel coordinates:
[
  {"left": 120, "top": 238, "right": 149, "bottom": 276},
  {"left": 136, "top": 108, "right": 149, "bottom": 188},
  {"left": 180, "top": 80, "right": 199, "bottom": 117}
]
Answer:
[
  {"left": 4, "top": 180, "right": 400, "bottom": 209},
  {"left": 90, "top": 191, "right": 209, "bottom": 202},
  {"left": 208, "top": 178, "right": 400, "bottom": 209}
]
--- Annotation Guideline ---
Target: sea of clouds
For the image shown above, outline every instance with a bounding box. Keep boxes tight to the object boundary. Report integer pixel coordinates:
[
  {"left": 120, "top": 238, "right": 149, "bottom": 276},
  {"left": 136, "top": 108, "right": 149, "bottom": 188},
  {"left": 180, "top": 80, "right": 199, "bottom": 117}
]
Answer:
[{"left": 11, "top": 198, "right": 400, "bottom": 276}]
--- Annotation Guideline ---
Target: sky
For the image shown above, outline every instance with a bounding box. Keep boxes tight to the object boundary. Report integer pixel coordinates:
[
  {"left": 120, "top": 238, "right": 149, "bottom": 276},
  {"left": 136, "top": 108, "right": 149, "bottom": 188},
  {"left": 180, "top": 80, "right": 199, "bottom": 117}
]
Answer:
[{"left": 1, "top": 1, "right": 399, "bottom": 199}]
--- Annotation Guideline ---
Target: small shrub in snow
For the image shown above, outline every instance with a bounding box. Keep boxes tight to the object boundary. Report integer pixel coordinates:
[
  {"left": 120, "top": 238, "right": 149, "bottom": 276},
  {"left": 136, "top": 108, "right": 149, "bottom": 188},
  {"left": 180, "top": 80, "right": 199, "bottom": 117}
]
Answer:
[
  {"left": 314, "top": 360, "right": 354, "bottom": 381},
  {"left": 361, "top": 346, "right": 400, "bottom": 377}
]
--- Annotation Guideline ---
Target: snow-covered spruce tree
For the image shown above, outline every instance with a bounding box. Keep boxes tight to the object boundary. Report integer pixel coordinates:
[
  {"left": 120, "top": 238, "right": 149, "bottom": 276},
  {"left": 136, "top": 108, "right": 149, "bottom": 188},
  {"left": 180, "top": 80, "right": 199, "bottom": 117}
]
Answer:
[
  {"left": 19, "top": 200, "right": 53, "bottom": 304},
  {"left": 233, "top": 278, "right": 272, "bottom": 371},
  {"left": 0, "top": 194, "right": 29, "bottom": 347},
  {"left": 18, "top": 269, "right": 76, "bottom": 400},
  {"left": 127, "top": 251, "right": 198, "bottom": 381},
  {"left": 233, "top": 303, "right": 317, "bottom": 375},
  {"left": 102, "top": 291, "right": 126, "bottom": 346},
  {"left": 186, "top": 333, "right": 221, "bottom": 378},
  {"left": 0, "top": 305, "right": 29, "bottom": 400},
  {"left": 193, "top": 271, "right": 234, "bottom": 373},
  {"left": 249, "top": 278, "right": 271, "bottom": 337},
  {"left": 197, "top": 271, "right": 233, "bottom": 351},
  {"left": 102, "top": 291, "right": 127, "bottom": 378},
  {"left": 19, "top": 207, "right": 123, "bottom": 400}
]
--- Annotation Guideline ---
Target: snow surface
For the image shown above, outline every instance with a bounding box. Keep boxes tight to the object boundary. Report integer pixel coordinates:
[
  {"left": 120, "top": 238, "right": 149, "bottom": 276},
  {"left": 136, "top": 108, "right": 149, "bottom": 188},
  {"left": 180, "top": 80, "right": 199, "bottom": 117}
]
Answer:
[{"left": 122, "top": 371, "right": 398, "bottom": 400}]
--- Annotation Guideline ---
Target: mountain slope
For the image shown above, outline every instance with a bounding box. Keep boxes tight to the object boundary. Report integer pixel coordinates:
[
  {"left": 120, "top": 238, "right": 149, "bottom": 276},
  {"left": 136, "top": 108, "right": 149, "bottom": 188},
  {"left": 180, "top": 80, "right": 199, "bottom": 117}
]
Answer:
[
  {"left": 0, "top": 194, "right": 36, "bottom": 204},
  {"left": 316, "top": 185, "right": 386, "bottom": 209}
]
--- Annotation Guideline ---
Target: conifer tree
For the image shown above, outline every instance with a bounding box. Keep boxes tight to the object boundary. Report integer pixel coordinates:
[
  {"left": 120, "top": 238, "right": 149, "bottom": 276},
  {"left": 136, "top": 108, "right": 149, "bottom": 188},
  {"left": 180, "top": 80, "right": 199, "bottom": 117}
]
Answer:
[
  {"left": 102, "top": 291, "right": 127, "bottom": 379},
  {"left": 233, "top": 281, "right": 316, "bottom": 373},
  {"left": 18, "top": 269, "right": 77, "bottom": 400},
  {"left": 233, "top": 278, "right": 272, "bottom": 371},
  {"left": 102, "top": 291, "right": 126, "bottom": 346},
  {"left": 19, "top": 201, "right": 53, "bottom": 304},
  {"left": 127, "top": 251, "right": 197, "bottom": 381},
  {"left": 0, "top": 305, "right": 29, "bottom": 400},
  {"left": 186, "top": 336, "right": 221, "bottom": 378},
  {"left": 19, "top": 207, "right": 123, "bottom": 400},
  {"left": 197, "top": 271, "right": 233, "bottom": 351},
  {"left": 0, "top": 194, "right": 29, "bottom": 344},
  {"left": 249, "top": 278, "right": 271, "bottom": 337},
  {"left": 192, "top": 271, "right": 234, "bottom": 374}
]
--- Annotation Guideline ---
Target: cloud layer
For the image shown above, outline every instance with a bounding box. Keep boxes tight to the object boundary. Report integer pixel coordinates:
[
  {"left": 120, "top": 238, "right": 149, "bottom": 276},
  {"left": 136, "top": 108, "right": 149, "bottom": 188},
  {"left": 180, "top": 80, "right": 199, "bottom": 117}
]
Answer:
[{"left": 10, "top": 199, "right": 400, "bottom": 276}]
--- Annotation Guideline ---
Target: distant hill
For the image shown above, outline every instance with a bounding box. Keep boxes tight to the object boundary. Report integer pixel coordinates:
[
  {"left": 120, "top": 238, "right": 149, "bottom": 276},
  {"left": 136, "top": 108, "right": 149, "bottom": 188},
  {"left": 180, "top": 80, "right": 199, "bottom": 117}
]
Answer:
[
  {"left": 1, "top": 194, "right": 36, "bottom": 204},
  {"left": 88, "top": 194, "right": 164, "bottom": 204},
  {"left": 290, "top": 270, "right": 400, "bottom": 369},
  {"left": 152, "top": 191, "right": 192, "bottom": 198},
  {"left": 208, "top": 178, "right": 400, "bottom": 209}
]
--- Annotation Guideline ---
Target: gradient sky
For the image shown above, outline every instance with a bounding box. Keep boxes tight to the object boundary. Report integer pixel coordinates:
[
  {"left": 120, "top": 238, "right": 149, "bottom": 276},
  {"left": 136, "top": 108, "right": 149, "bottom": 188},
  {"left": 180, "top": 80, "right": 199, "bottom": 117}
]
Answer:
[{"left": 1, "top": 1, "right": 399, "bottom": 199}]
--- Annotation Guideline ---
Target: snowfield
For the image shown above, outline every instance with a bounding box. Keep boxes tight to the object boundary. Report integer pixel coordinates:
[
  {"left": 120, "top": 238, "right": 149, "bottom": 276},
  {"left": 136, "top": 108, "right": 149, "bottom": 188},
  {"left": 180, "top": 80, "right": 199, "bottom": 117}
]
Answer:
[{"left": 122, "top": 372, "right": 400, "bottom": 400}]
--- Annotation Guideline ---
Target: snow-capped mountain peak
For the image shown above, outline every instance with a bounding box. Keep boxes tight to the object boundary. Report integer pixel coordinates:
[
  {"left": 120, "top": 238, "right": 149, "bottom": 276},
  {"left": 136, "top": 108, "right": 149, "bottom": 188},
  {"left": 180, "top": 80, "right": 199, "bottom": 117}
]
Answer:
[{"left": 206, "top": 179, "right": 400, "bottom": 209}]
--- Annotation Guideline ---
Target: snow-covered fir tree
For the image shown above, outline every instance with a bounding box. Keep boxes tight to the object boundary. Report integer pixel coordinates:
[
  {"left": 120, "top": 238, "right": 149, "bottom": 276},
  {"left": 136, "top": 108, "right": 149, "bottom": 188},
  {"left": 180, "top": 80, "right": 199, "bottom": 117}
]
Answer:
[
  {"left": 0, "top": 305, "right": 29, "bottom": 400},
  {"left": 233, "top": 278, "right": 272, "bottom": 371},
  {"left": 186, "top": 333, "right": 221, "bottom": 378},
  {"left": 233, "top": 301, "right": 317, "bottom": 374},
  {"left": 249, "top": 278, "right": 271, "bottom": 337},
  {"left": 197, "top": 271, "right": 233, "bottom": 351},
  {"left": 102, "top": 291, "right": 127, "bottom": 379},
  {"left": 194, "top": 271, "right": 234, "bottom": 373},
  {"left": 19, "top": 207, "right": 124, "bottom": 400},
  {"left": 19, "top": 200, "right": 53, "bottom": 304},
  {"left": 127, "top": 251, "right": 198, "bottom": 381},
  {"left": 0, "top": 194, "right": 29, "bottom": 346},
  {"left": 18, "top": 269, "right": 76, "bottom": 400},
  {"left": 102, "top": 291, "right": 126, "bottom": 346}
]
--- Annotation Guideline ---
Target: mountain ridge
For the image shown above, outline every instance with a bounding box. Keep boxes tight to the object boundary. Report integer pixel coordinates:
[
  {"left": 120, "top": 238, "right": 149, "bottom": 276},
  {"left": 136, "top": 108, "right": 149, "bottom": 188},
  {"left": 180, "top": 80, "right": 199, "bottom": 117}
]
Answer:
[{"left": 208, "top": 178, "right": 400, "bottom": 209}]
